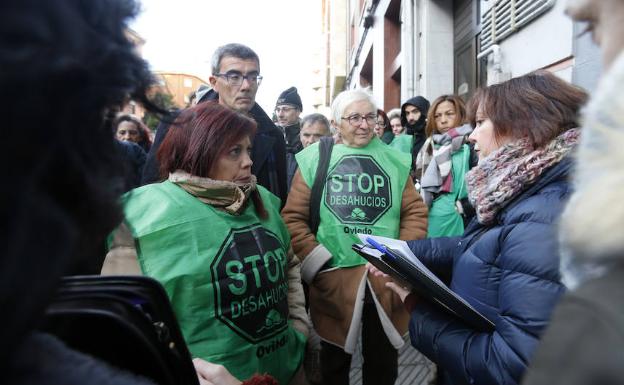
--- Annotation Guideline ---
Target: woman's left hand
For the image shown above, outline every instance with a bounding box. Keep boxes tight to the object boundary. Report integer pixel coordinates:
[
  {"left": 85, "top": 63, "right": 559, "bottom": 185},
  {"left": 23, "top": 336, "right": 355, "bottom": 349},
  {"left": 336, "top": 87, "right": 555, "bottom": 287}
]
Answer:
[
  {"left": 366, "top": 263, "right": 412, "bottom": 302},
  {"left": 385, "top": 280, "right": 411, "bottom": 302}
]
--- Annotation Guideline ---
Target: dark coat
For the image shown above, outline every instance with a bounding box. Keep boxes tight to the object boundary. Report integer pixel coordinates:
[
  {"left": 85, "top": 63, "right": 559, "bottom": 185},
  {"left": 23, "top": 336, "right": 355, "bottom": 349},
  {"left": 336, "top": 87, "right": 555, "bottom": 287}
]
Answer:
[
  {"left": 117, "top": 140, "right": 146, "bottom": 192},
  {"left": 406, "top": 158, "right": 571, "bottom": 385},
  {"left": 280, "top": 121, "right": 302, "bottom": 190},
  {"left": 7, "top": 332, "right": 154, "bottom": 385},
  {"left": 142, "top": 90, "right": 288, "bottom": 205}
]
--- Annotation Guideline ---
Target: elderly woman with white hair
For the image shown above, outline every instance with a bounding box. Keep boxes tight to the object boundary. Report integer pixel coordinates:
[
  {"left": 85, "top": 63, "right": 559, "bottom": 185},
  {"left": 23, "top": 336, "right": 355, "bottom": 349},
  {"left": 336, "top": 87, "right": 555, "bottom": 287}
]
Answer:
[{"left": 282, "top": 89, "right": 428, "bottom": 385}]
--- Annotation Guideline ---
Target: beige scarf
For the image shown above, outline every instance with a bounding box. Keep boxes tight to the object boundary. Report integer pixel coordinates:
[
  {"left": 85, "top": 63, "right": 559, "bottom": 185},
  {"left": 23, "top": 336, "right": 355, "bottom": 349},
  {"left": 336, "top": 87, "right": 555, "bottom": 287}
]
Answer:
[{"left": 168, "top": 170, "right": 257, "bottom": 215}]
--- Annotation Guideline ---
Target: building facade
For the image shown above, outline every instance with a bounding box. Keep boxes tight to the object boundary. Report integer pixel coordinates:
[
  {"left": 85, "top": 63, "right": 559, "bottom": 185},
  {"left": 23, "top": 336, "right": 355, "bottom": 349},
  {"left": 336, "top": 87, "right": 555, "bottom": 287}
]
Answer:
[
  {"left": 154, "top": 72, "right": 209, "bottom": 109},
  {"left": 323, "top": 0, "right": 601, "bottom": 111}
]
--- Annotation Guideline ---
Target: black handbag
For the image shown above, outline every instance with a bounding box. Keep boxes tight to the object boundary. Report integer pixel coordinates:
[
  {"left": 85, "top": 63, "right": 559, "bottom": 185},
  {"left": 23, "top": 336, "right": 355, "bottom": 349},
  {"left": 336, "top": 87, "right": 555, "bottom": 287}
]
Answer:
[{"left": 41, "top": 275, "right": 198, "bottom": 385}]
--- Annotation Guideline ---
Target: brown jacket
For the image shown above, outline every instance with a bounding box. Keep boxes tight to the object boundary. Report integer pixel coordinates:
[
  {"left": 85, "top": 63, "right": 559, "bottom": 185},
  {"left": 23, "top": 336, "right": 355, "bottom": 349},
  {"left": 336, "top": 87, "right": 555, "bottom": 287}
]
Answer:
[{"left": 282, "top": 170, "right": 428, "bottom": 351}]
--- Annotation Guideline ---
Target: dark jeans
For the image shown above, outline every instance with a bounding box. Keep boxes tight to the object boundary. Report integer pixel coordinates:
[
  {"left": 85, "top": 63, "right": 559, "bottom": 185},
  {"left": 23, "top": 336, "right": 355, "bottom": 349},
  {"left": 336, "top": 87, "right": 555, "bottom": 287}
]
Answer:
[{"left": 320, "top": 291, "right": 398, "bottom": 385}]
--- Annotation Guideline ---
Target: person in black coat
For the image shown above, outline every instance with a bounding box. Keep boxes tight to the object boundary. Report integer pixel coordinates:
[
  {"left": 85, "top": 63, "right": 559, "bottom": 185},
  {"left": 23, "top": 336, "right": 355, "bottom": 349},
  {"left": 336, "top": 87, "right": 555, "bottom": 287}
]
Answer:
[
  {"left": 142, "top": 44, "right": 288, "bottom": 206},
  {"left": 401, "top": 95, "right": 430, "bottom": 157},
  {"left": 116, "top": 140, "right": 146, "bottom": 192}
]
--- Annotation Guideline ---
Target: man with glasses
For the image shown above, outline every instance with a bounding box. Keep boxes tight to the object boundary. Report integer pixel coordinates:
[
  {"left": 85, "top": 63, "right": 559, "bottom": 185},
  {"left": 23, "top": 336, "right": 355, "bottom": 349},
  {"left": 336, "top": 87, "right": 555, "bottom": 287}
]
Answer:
[
  {"left": 142, "top": 43, "right": 289, "bottom": 206},
  {"left": 274, "top": 87, "right": 304, "bottom": 190}
]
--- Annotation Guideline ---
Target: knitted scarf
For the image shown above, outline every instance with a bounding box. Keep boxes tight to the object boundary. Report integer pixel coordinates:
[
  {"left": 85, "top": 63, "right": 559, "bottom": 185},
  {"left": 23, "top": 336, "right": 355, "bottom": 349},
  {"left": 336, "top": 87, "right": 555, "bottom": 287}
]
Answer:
[
  {"left": 168, "top": 170, "right": 257, "bottom": 215},
  {"left": 417, "top": 124, "right": 473, "bottom": 206},
  {"left": 466, "top": 128, "right": 580, "bottom": 225}
]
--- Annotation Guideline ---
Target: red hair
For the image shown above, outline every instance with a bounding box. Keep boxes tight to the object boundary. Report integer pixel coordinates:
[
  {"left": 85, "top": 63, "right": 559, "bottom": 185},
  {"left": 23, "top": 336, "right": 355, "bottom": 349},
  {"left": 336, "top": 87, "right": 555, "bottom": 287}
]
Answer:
[{"left": 158, "top": 102, "right": 267, "bottom": 217}]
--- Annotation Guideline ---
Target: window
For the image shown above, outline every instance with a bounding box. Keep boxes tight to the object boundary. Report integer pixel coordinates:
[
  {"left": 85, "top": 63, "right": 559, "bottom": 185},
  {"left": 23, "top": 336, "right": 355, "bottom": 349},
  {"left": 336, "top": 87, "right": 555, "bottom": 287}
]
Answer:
[
  {"left": 480, "top": 0, "right": 555, "bottom": 52},
  {"left": 184, "top": 78, "right": 193, "bottom": 88}
]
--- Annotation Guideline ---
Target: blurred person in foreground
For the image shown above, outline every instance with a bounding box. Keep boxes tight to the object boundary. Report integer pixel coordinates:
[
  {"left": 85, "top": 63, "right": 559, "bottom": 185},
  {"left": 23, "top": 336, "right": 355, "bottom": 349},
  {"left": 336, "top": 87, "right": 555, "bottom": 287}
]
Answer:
[
  {"left": 370, "top": 71, "right": 587, "bottom": 385},
  {"left": 522, "top": 1, "right": 624, "bottom": 384},
  {"left": 2, "top": 0, "right": 164, "bottom": 383},
  {"left": 104, "top": 102, "right": 309, "bottom": 385},
  {"left": 282, "top": 89, "right": 428, "bottom": 385}
]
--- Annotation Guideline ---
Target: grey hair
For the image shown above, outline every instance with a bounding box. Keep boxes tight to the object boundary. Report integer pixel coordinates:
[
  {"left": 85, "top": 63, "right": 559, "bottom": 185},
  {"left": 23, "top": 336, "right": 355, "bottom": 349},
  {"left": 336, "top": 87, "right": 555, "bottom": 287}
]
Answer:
[
  {"left": 301, "top": 113, "right": 331, "bottom": 135},
  {"left": 387, "top": 108, "right": 402, "bottom": 121},
  {"left": 211, "top": 43, "right": 260, "bottom": 75},
  {"left": 330, "top": 89, "right": 377, "bottom": 124}
]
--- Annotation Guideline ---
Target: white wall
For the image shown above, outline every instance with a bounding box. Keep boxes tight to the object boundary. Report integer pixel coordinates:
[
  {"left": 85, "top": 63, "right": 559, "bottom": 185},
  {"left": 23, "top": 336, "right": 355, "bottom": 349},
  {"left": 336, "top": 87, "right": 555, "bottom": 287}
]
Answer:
[
  {"left": 495, "top": 0, "right": 574, "bottom": 81},
  {"left": 417, "top": 0, "right": 454, "bottom": 100}
]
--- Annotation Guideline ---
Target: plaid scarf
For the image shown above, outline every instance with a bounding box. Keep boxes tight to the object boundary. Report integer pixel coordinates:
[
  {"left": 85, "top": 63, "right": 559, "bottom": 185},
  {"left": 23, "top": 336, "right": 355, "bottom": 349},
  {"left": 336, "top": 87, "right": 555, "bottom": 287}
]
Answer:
[
  {"left": 168, "top": 170, "right": 257, "bottom": 215},
  {"left": 466, "top": 128, "right": 580, "bottom": 225},
  {"left": 417, "top": 124, "right": 473, "bottom": 206}
]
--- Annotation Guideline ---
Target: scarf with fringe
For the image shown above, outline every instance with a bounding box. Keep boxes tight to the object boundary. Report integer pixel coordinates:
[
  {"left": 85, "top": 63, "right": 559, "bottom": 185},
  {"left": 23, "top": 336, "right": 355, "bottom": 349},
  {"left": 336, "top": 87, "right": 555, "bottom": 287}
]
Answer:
[
  {"left": 168, "top": 170, "right": 256, "bottom": 215},
  {"left": 466, "top": 128, "right": 580, "bottom": 225},
  {"left": 417, "top": 124, "right": 473, "bottom": 206}
]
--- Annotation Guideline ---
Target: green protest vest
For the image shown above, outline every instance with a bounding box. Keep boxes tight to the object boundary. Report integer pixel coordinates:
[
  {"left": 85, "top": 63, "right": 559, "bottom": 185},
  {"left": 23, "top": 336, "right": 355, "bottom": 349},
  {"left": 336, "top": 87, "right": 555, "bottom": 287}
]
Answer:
[
  {"left": 389, "top": 134, "right": 413, "bottom": 154},
  {"left": 121, "top": 182, "right": 305, "bottom": 385},
  {"left": 427, "top": 143, "right": 470, "bottom": 237},
  {"left": 297, "top": 136, "right": 410, "bottom": 268}
]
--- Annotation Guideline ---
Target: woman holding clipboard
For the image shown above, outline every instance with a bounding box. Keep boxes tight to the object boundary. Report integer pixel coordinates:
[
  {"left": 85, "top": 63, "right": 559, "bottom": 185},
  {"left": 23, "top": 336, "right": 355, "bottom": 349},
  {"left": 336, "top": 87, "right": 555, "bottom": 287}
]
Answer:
[{"left": 370, "top": 72, "right": 587, "bottom": 385}]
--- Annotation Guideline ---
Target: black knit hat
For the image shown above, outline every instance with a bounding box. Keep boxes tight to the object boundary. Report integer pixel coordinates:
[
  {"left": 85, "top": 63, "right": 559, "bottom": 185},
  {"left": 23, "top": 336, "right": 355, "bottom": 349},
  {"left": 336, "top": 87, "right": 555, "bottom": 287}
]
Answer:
[{"left": 276, "top": 86, "right": 302, "bottom": 111}]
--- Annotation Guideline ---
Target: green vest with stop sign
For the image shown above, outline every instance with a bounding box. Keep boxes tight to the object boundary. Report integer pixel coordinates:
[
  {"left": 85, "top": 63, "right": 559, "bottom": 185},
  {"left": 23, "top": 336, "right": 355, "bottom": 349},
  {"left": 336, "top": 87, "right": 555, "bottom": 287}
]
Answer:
[
  {"left": 120, "top": 181, "right": 305, "bottom": 385},
  {"left": 297, "top": 136, "right": 411, "bottom": 267}
]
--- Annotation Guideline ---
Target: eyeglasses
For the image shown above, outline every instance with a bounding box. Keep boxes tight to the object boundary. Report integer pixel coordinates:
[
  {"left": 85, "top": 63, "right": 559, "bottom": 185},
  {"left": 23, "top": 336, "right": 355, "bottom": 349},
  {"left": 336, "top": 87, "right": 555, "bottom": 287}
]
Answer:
[
  {"left": 341, "top": 114, "right": 378, "bottom": 127},
  {"left": 275, "top": 106, "right": 296, "bottom": 114},
  {"left": 214, "top": 72, "right": 263, "bottom": 87}
]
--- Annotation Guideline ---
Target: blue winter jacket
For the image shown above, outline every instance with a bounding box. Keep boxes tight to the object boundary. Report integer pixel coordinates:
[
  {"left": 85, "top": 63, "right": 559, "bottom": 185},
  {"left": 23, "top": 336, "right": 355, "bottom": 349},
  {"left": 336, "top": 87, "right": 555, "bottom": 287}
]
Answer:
[{"left": 407, "top": 157, "right": 571, "bottom": 385}]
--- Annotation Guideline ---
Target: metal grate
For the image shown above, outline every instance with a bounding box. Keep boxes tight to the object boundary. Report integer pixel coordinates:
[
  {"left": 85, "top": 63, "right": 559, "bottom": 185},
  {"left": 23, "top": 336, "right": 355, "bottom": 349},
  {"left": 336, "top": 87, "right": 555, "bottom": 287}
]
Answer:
[{"left": 480, "top": 0, "right": 555, "bottom": 52}]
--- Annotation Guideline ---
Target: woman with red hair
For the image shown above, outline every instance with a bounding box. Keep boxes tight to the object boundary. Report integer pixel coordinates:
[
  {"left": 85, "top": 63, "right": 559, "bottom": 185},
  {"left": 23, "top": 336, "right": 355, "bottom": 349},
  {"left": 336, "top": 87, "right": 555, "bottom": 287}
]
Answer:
[{"left": 103, "top": 102, "right": 308, "bottom": 385}]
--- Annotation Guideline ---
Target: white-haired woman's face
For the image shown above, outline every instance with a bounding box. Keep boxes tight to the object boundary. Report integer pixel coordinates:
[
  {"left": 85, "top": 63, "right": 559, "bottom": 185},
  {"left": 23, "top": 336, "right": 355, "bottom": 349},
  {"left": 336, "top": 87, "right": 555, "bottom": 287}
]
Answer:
[{"left": 335, "top": 100, "right": 376, "bottom": 148}]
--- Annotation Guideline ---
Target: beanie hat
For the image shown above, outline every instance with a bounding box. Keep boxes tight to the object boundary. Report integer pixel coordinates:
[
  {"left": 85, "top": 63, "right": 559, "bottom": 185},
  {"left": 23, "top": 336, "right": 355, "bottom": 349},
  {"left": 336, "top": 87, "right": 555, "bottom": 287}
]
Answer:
[{"left": 276, "top": 87, "right": 302, "bottom": 111}]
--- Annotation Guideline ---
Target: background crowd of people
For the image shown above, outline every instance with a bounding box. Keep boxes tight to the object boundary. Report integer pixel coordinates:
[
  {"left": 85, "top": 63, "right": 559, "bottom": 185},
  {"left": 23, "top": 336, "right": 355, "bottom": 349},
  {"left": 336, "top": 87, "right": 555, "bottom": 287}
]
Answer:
[{"left": 3, "top": 0, "right": 624, "bottom": 385}]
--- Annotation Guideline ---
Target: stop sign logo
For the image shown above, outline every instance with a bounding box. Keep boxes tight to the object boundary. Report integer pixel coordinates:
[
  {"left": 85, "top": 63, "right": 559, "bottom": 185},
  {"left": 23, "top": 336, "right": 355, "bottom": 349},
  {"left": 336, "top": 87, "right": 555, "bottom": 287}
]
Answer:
[
  {"left": 211, "top": 224, "right": 289, "bottom": 343},
  {"left": 324, "top": 155, "right": 392, "bottom": 225}
]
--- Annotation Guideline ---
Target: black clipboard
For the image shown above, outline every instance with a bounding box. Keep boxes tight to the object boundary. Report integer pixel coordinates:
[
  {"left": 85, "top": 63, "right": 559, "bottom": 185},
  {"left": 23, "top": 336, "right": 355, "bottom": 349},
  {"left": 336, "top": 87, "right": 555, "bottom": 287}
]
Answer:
[{"left": 353, "top": 242, "right": 495, "bottom": 332}]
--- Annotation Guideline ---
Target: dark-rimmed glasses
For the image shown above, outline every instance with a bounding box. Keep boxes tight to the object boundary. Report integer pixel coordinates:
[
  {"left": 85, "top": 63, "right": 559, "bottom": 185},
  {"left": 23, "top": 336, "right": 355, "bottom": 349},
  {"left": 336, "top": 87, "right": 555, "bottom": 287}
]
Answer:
[
  {"left": 341, "top": 114, "right": 378, "bottom": 127},
  {"left": 214, "top": 72, "right": 263, "bottom": 87}
]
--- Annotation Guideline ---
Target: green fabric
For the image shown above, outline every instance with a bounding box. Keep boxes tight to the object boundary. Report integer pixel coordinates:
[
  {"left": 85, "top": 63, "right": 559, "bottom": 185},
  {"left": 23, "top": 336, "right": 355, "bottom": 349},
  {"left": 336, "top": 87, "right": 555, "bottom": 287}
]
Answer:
[
  {"left": 389, "top": 134, "right": 413, "bottom": 154},
  {"left": 297, "top": 136, "right": 410, "bottom": 268},
  {"left": 121, "top": 182, "right": 305, "bottom": 385},
  {"left": 427, "top": 144, "right": 471, "bottom": 237}
]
